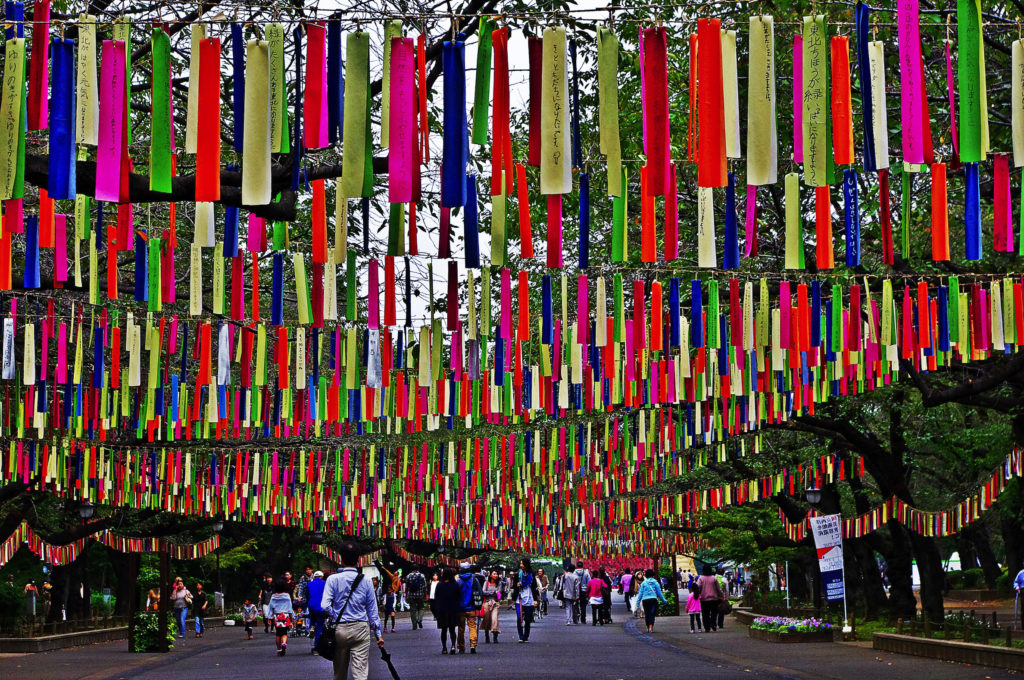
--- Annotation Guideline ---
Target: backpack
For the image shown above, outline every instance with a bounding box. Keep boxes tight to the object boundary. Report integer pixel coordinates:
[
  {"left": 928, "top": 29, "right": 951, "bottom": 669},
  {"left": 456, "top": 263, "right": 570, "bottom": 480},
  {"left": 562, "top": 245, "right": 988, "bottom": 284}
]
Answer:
[
  {"left": 406, "top": 572, "right": 427, "bottom": 602},
  {"left": 471, "top": 577, "right": 484, "bottom": 609},
  {"left": 273, "top": 611, "right": 292, "bottom": 628}
]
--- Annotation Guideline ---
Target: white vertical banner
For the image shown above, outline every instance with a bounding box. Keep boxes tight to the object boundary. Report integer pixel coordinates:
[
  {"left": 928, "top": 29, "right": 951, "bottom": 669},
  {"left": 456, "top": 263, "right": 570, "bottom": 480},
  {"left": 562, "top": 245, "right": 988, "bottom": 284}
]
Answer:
[{"left": 809, "top": 514, "right": 846, "bottom": 602}]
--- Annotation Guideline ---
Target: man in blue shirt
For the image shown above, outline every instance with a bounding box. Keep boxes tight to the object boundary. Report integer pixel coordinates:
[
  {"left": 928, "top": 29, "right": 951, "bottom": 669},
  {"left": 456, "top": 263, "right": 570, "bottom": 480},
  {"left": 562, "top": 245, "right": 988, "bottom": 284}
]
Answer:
[
  {"left": 1014, "top": 561, "right": 1024, "bottom": 594},
  {"left": 321, "top": 544, "right": 384, "bottom": 680},
  {"left": 457, "top": 562, "right": 480, "bottom": 654},
  {"left": 306, "top": 571, "right": 327, "bottom": 652}
]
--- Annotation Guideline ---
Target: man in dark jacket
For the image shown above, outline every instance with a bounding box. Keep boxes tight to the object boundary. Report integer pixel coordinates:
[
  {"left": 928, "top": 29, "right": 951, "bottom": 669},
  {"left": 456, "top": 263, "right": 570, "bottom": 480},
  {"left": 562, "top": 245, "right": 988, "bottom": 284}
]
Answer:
[{"left": 456, "top": 562, "right": 480, "bottom": 653}]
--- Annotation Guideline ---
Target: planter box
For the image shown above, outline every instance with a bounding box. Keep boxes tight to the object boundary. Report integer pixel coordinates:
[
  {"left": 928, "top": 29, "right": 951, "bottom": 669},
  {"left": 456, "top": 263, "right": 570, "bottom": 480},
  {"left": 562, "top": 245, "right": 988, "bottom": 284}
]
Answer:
[{"left": 748, "top": 627, "right": 834, "bottom": 643}]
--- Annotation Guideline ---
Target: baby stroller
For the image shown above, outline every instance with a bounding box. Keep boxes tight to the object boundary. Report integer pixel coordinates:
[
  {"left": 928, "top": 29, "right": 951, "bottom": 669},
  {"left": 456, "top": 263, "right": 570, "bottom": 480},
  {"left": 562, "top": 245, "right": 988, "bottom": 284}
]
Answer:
[{"left": 291, "top": 605, "right": 310, "bottom": 636}]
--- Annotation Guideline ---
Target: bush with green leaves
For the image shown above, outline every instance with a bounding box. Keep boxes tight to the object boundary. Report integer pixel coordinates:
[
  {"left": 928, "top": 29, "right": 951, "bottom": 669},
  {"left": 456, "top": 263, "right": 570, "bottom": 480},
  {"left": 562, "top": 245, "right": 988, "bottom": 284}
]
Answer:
[
  {"left": 131, "top": 612, "right": 176, "bottom": 652},
  {"left": 91, "top": 592, "right": 115, "bottom": 618},
  {"left": 657, "top": 592, "right": 678, "bottom": 617}
]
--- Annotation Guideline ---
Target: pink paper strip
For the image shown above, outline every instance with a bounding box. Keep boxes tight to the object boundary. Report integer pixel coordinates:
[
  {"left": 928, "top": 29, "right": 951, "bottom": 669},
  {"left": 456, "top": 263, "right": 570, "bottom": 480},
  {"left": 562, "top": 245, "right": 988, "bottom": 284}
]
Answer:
[
  {"left": 577, "top": 274, "right": 588, "bottom": 344},
  {"left": 897, "top": 0, "right": 925, "bottom": 163},
  {"left": 368, "top": 259, "right": 380, "bottom": 329},
  {"left": 779, "top": 281, "right": 792, "bottom": 349},
  {"left": 792, "top": 35, "right": 803, "bottom": 163},
  {"left": 56, "top": 321, "right": 66, "bottom": 383},
  {"left": 95, "top": 40, "right": 126, "bottom": 202},
  {"left": 389, "top": 37, "right": 416, "bottom": 203},
  {"left": 500, "top": 267, "right": 512, "bottom": 342},
  {"left": 744, "top": 185, "right": 758, "bottom": 257},
  {"left": 54, "top": 214, "right": 67, "bottom": 282},
  {"left": 247, "top": 214, "right": 265, "bottom": 252}
]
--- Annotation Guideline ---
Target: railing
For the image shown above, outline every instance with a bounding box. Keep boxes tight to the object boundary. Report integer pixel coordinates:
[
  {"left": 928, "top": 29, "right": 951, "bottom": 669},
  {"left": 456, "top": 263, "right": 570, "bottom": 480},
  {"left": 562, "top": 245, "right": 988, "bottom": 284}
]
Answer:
[
  {"left": 1, "top": 615, "right": 130, "bottom": 638},
  {"left": 893, "top": 610, "right": 1023, "bottom": 647}
]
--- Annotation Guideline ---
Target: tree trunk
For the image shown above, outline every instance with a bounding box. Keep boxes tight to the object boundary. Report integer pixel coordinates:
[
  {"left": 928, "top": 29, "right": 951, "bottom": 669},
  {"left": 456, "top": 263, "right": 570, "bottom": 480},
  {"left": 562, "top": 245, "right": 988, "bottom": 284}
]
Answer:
[
  {"left": 1000, "top": 480, "right": 1024, "bottom": 583},
  {"left": 883, "top": 522, "right": 917, "bottom": 618},
  {"left": 908, "top": 530, "right": 945, "bottom": 623},
  {"left": 966, "top": 524, "right": 1002, "bottom": 589},
  {"left": 850, "top": 538, "right": 888, "bottom": 616},
  {"left": 109, "top": 549, "right": 138, "bottom": 617}
]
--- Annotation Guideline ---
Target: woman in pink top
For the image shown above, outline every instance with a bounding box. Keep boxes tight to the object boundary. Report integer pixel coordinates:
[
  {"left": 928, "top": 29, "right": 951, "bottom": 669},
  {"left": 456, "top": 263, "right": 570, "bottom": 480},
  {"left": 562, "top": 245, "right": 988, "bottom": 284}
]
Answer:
[{"left": 585, "top": 574, "right": 605, "bottom": 626}]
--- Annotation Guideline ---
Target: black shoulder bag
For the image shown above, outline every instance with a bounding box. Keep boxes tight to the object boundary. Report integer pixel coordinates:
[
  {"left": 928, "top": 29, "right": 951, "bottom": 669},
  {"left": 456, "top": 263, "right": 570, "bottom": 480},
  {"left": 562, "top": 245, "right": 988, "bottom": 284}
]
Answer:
[{"left": 316, "top": 573, "right": 365, "bottom": 661}]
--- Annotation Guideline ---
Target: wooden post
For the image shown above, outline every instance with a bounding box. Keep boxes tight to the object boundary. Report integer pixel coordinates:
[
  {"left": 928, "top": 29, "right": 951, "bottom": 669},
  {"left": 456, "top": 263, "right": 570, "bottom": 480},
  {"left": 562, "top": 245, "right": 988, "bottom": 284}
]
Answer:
[
  {"left": 896, "top": 618, "right": 903, "bottom": 635},
  {"left": 159, "top": 551, "right": 170, "bottom": 653},
  {"left": 127, "top": 553, "right": 139, "bottom": 652},
  {"left": 1007, "top": 626, "right": 1013, "bottom": 648}
]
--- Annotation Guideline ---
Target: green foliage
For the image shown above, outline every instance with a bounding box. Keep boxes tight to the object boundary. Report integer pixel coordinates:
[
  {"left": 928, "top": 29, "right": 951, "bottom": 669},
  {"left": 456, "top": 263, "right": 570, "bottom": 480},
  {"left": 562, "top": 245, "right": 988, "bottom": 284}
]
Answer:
[
  {"left": 657, "top": 591, "right": 678, "bottom": 617},
  {"left": 131, "top": 612, "right": 176, "bottom": 653},
  {"left": 946, "top": 568, "right": 986, "bottom": 590},
  {"left": 0, "top": 582, "right": 21, "bottom": 631},
  {"left": 996, "top": 571, "right": 1013, "bottom": 594},
  {"left": 91, "top": 592, "right": 115, "bottom": 618}
]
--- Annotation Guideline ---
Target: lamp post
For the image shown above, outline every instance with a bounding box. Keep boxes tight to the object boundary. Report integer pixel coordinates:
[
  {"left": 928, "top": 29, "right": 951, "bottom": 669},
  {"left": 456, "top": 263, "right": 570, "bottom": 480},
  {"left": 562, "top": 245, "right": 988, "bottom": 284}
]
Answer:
[
  {"left": 79, "top": 501, "right": 94, "bottom": 619},
  {"left": 804, "top": 487, "right": 822, "bottom": 506}
]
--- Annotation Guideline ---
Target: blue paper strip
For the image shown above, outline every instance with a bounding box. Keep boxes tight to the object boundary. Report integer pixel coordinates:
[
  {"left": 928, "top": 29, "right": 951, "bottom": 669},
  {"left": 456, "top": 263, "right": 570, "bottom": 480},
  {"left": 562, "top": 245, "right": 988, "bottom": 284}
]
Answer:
[
  {"left": 723, "top": 172, "right": 739, "bottom": 269},
  {"left": 965, "top": 162, "right": 981, "bottom": 260},
  {"left": 464, "top": 174, "right": 479, "bottom": 268},
  {"left": 691, "top": 279, "right": 704, "bottom": 348},
  {"left": 855, "top": 2, "right": 876, "bottom": 171},
  {"left": 578, "top": 172, "right": 590, "bottom": 269},
  {"left": 441, "top": 35, "right": 468, "bottom": 208},
  {"left": 48, "top": 37, "right": 76, "bottom": 199},
  {"left": 272, "top": 252, "right": 284, "bottom": 325},
  {"left": 231, "top": 23, "right": 245, "bottom": 153},
  {"left": 844, "top": 168, "right": 860, "bottom": 266}
]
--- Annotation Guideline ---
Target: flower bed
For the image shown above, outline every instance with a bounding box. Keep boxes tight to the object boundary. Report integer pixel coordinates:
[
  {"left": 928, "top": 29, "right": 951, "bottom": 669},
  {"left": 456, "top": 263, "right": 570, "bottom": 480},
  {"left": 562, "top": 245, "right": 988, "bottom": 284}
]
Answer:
[{"left": 748, "top": 616, "right": 834, "bottom": 643}]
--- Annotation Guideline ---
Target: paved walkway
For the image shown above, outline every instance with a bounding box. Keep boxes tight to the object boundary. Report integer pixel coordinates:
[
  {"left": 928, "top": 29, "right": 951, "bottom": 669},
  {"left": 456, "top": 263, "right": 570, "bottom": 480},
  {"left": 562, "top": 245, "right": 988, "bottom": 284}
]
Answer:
[{"left": 0, "top": 601, "right": 1019, "bottom": 680}]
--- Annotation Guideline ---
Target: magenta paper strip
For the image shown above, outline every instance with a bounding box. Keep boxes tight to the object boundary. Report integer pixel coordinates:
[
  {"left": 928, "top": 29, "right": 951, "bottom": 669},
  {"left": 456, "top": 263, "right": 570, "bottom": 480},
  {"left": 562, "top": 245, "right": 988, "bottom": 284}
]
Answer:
[
  {"left": 368, "top": 259, "right": 380, "bottom": 329},
  {"left": 54, "top": 214, "right": 67, "bottom": 282},
  {"left": 577, "top": 275, "right": 588, "bottom": 343},
  {"left": 897, "top": 0, "right": 925, "bottom": 163},
  {"left": 95, "top": 40, "right": 126, "bottom": 203},
  {"left": 389, "top": 37, "right": 416, "bottom": 203},
  {"left": 744, "top": 184, "right": 757, "bottom": 257},
  {"left": 792, "top": 35, "right": 803, "bottom": 163}
]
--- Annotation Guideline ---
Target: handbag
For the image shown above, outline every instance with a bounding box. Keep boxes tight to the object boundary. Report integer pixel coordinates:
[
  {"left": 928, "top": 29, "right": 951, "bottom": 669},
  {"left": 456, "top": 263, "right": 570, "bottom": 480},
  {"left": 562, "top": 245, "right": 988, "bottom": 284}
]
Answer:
[
  {"left": 718, "top": 598, "right": 733, "bottom": 615},
  {"left": 316, "top": 573, "right": 365, "bottom": 661}
]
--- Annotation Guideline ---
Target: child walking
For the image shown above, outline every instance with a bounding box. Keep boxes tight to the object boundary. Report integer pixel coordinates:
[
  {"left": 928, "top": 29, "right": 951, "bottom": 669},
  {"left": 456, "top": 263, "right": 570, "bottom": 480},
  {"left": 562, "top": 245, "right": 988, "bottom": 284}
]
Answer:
[{"left": 242, "top": 599, "right": 259, "bottom": 640}]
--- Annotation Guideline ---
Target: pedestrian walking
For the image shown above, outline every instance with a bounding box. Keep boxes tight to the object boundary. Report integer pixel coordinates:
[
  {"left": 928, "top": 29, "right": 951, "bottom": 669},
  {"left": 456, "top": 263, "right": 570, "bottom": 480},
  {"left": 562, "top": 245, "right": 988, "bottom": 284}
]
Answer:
[
  {"left": 405, "top": 567, "right": 428, "bottom": 630},
  {"left": 695, "top": 565, "right": 725, "bottom": 633},
  {"left": 480, "top": 570, "right": 503, "bottom": 643},
  {"left": 619, "top": 571, "right": 632, "bottom": 604},
  {"left": 574, "top": 562, "right": 591, "bottom": 626},
  {"left": 560, "top": 564, "right": 580, "bottom": 625},
  {"left": 629, "top": 571, "right": 644, "bottom": 618},
  {"left": 242, "top": 599, "right": 259, "bottom": 640},
  {"left": 320, "top": 543, "right": 384, "bottom": 679},
  {"left": 636, "top": 569, "right": 668, "bottom": 633},
  {"left": 514, "top": 558, "right": 539, "bottom": 642},
  {"left": 585, "top": 569, "right": 604, "bottom": 626},
  {"left": 536, "top": 568, "right": 550, "bottom": 616},
  {"left": 191, "top": 583, "right": 208, "bottom": 638},
  {"left": 306, "top": 570, "right": 327, "bottom": 652},
  {"left": 432, "top": 569, "right": 462, "bottom": 655},
  {"left": 376, "top": 562, "right": 400, "bottom": 633},
  {"left": 553, "top": 571, "right": 564, "bottom": 609},
  {"left": 258, "top": 572, "right": 274, "bottom": 633},
  {"left": 685, "top": 584, "right": 703, "bottom": 633},
  {"left": 456, "top": 562, "right": 482, "bottom": 654},
  {"left": 268, "top": 577, "right": 294, "bottom": 656},
  {"left": 599, "top": 568, "right": 613, "bottom": 624},
  {"left": 169, "top": 577, "right": 192, "bottom": 639}
]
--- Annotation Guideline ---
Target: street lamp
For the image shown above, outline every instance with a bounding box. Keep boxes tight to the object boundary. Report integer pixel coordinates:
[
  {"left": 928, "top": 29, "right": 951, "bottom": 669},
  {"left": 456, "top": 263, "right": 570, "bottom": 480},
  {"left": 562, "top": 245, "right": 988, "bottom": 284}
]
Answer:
[
  {"left": 79, "top": 500, "right": 95, "bottom": 520},
  {"left": 212, "top": 520, "right": 224, "bottom": 533},
  {"left": 804, "top": 487, "right": 822, "bottom": 506},
  {"left": 212, "top": 519, "right": 224, "bottom": 604}
]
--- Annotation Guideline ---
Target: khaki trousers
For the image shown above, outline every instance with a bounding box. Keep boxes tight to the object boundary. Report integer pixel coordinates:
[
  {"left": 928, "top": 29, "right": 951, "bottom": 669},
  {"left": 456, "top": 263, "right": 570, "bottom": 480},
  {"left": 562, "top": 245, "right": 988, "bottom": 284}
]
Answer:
[
  {"left": 457, "top": 611, "right": 478, "bottom": 650},
  {"left": 333, "top": 621, "right": 371, "bottom": 680}
]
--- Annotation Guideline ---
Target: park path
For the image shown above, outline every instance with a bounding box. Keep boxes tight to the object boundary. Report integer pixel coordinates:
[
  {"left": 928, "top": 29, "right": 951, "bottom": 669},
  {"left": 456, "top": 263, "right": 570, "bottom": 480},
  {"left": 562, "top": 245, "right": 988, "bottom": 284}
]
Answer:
[{"left": 0, "top": 600, "right": 1018, "bottom": 679}]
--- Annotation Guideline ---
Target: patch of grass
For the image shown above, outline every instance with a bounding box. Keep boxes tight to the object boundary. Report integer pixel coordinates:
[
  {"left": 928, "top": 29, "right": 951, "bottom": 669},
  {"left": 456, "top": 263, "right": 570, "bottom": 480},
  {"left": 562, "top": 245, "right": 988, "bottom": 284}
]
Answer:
[{"left": 849, "top": 619, "right": 897, "bottom": 641}]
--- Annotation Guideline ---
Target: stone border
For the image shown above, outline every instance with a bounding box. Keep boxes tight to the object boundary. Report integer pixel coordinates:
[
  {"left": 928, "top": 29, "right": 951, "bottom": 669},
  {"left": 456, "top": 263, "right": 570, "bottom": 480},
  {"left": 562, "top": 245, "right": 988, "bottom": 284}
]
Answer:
[
  {"left": 873, "top": 632, "right": 1024, "bottom": 671},
  {"left": 0, "top": 617, "right": 225, "bottom": 653},
  {"left": 748, "top": 627, "right": 834, "bottom": 643}
]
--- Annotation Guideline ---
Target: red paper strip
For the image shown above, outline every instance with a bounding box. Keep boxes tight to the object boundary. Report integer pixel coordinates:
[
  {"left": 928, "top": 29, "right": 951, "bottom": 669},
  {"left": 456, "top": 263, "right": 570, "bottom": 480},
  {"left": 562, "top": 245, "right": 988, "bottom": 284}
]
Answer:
[
  {"left": 879, "top": 170, "right": 894, "bottom": 266},
  {"left": 384, "top": 256, "right": 396, "bottom": 327},
  {"left": 664, "top": 163, "right": 678, "bottom": 261},
  {"left": 814, "top": 185, "right": 834, "bottom": 269},
  {"left": 641, "top": 27, "right": 670, "bottom": 195},
  {"left": 696, "top": 19, "right": 726, "bottom": 188},
  {"left": 687, "top": 33, "right": 697, "bottom": 163},
  {"left": 640, "top": 165, "right": 656, "bottom": 262},
  {"left": 417, "top": 34, "right": 429, "bottom": 164},
  {"left": 311, "top": 180, "right": 327, "bottom": 263},
  {"left": 994, "top": 154, "right": 1013, "bottom": 253},
  {"left": 304, "top": 23, "right": 327, "bottom": 149},
  {"left": 930, "top": 163, "right": 949, "bottom": 261},
  {"left": 830, "top": 37, "right": 853, "bottom": 166},
  {"left": 196, "top": 39, "right": 222, "bottom": 202},
  {"left": 517, "top": 163, "right": 533, "bottom": 259}
]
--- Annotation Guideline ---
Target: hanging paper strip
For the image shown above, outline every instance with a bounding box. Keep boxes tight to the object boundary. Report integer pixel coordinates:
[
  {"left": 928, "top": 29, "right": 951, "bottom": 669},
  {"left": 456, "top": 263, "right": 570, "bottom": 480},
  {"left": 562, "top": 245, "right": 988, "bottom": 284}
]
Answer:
[
  {"left": 695, "top": 20, "right": 725, "bottom": 188},
  {"left": 843, "top": 169, "right": 859, "bottom": 266},
  {"left": 994, "top": 154, "right": 1014, "bottom": 253},
  {"left": 854, "top": 2, "right": 875, "bottom": 171},
  {"left": 441, "top": 34, "right": 468, "bottom": 207},
  {"left": 95, "top": 40, "right": 125, "bottom": 203},
  {"left": 723, "top": 173, "right": 739, "bottom": 269},
  {"left": 150, "top": 29, "right": 173, "bottom": 193},
  {"left": 642, "top": 26, "right": 671, "bottom": 193},
  {"left": 868, "top": 39, "right": 889, "bottom": 170},
  {"left": 540, "top": 27, "right": 571, "bottom": 195},
  {"left": 596, "top": 27, "right": 621, "bottom": 196},
  {"left": 896, "top": 0, "right": 926, "bottom": 164},
  {"left": 746, "top": 16, "right": 776, "bottom": 185},
  {"left": 722, "top": 29, "right": 740, "bottom": 160},
  {"left": 304, "top": 22, "right": 327, "bottom": 150},
  {"left": 341, "top": 32, "right": 369, "bottom": 198},
  {"left": 27, "top": 0, "right": 49, "bottom": 131},
  {"left": 195, "top": 38, "right": 221, "bottom": 202},
  {"left": 965, "top": 162, "right": 981, "bottom": 260},
  {"left": 830, "top": 37, "right": 853, "bottom": 165},
  {"left": 792, "top": 34, "right": 803, "bottom": 163},
  {"left": 1014, "top": 40, "right": 1024, "bottom": 168},
  {"left": 697, "top": 187, "right": 716, "bottom": 268},
  {"left": 231, "top": 23, "right": 244, "bottom": 153},
  {"left": 471, "top": 18, "right": 493, "bottom": 146},
  {"left": 957, "top": 0, "right": 983, "bottom": 162},
  {"left": 802, "top": 16, "right": 828, "bottom": 187},
  {"left": 185, "top": 25, "right": 205, "bottom": 154},
  {"left": 242, "top": 40, "right": 271, "bottom": 206},
  {"left": 76, "top": 14, "right": 97, "bottom": 145},
  {"left": 490, "top": 26, "right": 512, "bottom": 197},
  {"left": 388, "top": 36, "right": 415, "bottom": 204},
  {"left": 784, "top": 172, "right": 804, "bottom": 269},
  {"left": 527, "top": 36, "right": 541, "bottom": 167},
  {"left": 267, "top": 23, "right": 286, "bottom": 154},
  {"left": 931, "top": 162, "right": 949, "bottom": 261},
  {"left": 48, "top": 36, "right": 75, "bottom": 200}
]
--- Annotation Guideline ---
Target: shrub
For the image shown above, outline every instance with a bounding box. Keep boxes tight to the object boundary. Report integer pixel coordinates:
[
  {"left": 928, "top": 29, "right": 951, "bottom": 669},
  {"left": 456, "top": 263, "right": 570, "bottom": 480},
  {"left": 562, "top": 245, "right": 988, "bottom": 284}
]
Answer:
[
  {"left": 91, "top": 592, "right": 115, "bottom": 618},
  {"left": 131, "top": 612, "right": 176, "bottom": 652},
  {"left": 996, "top": 571, "right": 1012, "bottom": 594},
  {"left": 657, "top": 591, "right": 678, "bottom": 617},
  {"left": 962, "top": 568, "right": 985, "bottom": 589}
]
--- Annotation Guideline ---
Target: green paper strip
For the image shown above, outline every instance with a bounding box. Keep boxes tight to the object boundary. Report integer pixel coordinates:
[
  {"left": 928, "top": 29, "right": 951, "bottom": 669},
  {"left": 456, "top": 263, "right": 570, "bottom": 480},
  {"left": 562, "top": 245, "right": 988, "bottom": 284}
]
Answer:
[
  {"left": 957, "top": 0, "right": 982, "bottom": 162},
  {"left": 707, "top": 281, "right": 720, "bottom": 349},
  {"left": 901, "top": 169, "right": 911, "bottom": 259},
  {"left": 784, "top": 172, "right": 804, "bottom": 269},
  {"left": 346, "top": 249, "right": 357, "bottom": 321},
  {"left": 148, "top": 237, "right": 161, "bottom": 312},
  {"left": 491, "top": 177, "right": 506, "bottom": 266},
  {"left": 481, "top": 265, "right": 491, "bottom": 335},
  {"left": 596, "top": 27, "right": 621, "bottom": 196},
  {"left": 611, "top": 167, "right": 627, "bottom": 261},
  {"left": 831, "top": 284, "right": 843, "bottom": 353},
  {"left": 613, "top": 274, "right": 624, "bottom": 343},
  {"left": 472, "top": 18, "right": 493, "bottom": 146},
  {"left": 388, "top": 202, "right": 405, "bottom": 256},
  {"left": 150, "top": 29, "right": 173, "bottom": 193},
  {"left": 341, "top": 33, "right": 369, "bottom": 198},
  {"left": 948, "top": 276, "right": 960, "bottom": 342}
]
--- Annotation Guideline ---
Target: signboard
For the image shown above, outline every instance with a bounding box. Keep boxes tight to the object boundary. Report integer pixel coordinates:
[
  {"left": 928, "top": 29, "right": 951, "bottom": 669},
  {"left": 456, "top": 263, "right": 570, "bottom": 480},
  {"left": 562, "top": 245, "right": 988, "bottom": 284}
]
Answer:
[{"left": 809, "top": 514, "right": 845, "bottom": 602}]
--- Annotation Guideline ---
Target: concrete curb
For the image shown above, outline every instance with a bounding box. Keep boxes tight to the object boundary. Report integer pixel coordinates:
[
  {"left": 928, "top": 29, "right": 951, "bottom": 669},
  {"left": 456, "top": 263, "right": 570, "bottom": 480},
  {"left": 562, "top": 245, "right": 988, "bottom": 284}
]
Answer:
[
  {"left": 873, "top": 632, "right": 1024, "bottom": 671},
  {"left": 0, "top": 617, "right": 226, "bottom": 653}
]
